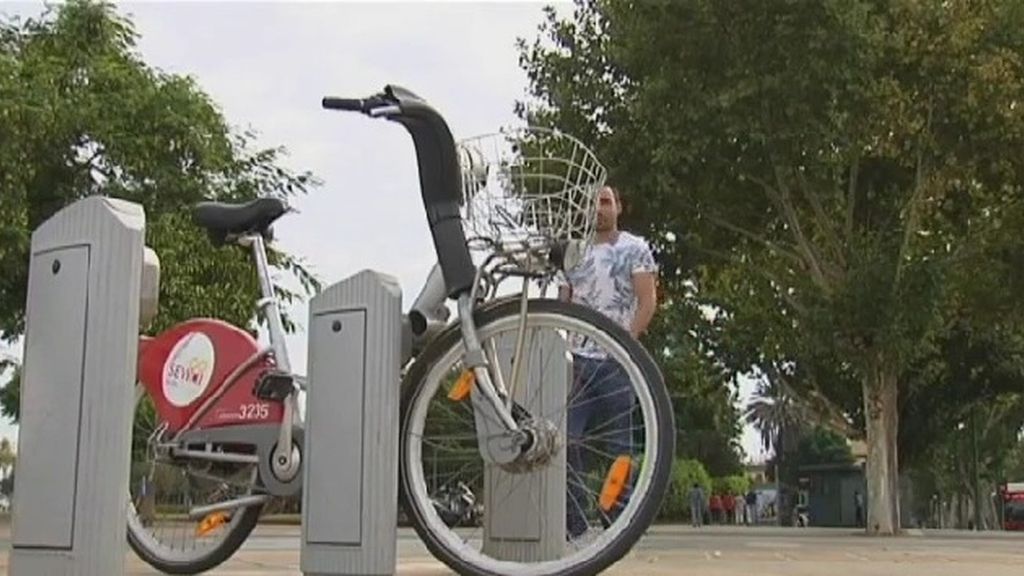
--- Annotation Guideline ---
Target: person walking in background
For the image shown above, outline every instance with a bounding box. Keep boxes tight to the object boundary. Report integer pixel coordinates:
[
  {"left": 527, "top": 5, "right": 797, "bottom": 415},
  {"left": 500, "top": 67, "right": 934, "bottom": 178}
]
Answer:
[
  {"left": 745, "top": 489, "right": 758, "bottom": 526},
  {"left": 709, "top": 492, "right": 723, "bottom": 524},
  {"left": 690, "top": 483, "right": 706, "bottom": 528},
  {"left": 855, "top": 490, "right": 864, "bottom": 527},
  {"left": 723, "top": 491, "right": 737, "bottom": 524}
]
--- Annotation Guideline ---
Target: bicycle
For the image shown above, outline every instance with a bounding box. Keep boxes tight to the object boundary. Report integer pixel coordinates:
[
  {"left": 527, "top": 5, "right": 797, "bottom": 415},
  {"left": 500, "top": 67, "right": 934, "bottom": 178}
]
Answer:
[{"left": 125, "top": 84, "right": 675, "bottom": 576}]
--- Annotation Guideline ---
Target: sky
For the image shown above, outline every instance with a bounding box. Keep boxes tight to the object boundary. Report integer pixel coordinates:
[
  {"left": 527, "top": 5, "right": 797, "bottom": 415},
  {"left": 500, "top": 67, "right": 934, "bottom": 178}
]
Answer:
[{"left": 0, "top": 0, "right": 768, "bottom": 463}]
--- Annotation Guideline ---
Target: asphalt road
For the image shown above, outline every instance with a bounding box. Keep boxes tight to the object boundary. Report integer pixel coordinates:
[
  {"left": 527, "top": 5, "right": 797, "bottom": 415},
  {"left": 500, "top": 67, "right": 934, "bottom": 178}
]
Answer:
[
  {"left": 234, "top": 523, "right": 1024, "bottom": 553},
  {"left": 2, "top": 523, "right": 1022, "bottom": 575}
]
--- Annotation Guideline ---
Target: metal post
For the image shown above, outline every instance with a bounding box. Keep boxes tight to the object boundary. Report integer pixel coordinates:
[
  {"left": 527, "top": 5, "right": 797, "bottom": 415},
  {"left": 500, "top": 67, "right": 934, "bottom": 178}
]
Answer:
[
  {"left": 971, "top": 404, "right": 982, "bottom": 531},
  {"left": 481, "top": 330, "right": 567, "bottom": 561},
  {"left": 10, "top": 196, "right": 152, "bottom": 575},
  {"left": 301, "top": 269, "right": 402, "bottom": 576}
]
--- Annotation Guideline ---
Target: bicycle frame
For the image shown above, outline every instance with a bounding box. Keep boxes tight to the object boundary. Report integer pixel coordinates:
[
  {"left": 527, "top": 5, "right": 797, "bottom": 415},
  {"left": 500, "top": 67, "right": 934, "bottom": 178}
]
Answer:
[
  {"left": 221, "top": 230, "right": 463, "bottom": 461},
  {"left": 133, "top": 86, "right": 558, "bottom": 526},
  {"left": 230, "top": 232, "right": 303, "bottom": 481},
  {"left": 236, "top": 229, "right": 528, "bottom": 480},
  {"left": 243, "top": 233, "right": 293, "bottom": 375},
  {"left": 165, "top": 85, "right": 544, "bottom": 480}
]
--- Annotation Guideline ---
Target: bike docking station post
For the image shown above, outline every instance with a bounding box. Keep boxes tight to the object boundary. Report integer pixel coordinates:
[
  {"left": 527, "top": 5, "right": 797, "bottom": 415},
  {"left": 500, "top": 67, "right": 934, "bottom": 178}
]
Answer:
[
  {"left": 301, "top": 269, "right": 403, "bottom": 576},
  {"left": 10, "top": 196, "right": 160, "bottom": 575},
  {"left": 479, "top": 331, "right": 568, "bottom": 561}
]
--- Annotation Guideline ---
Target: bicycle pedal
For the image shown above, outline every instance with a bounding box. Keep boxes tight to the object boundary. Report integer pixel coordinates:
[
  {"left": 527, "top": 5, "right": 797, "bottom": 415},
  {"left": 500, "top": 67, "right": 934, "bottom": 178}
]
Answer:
[
  {"left": 195, "top": 511, "right": 230, "bottom": 537},
  {"left": 254, "top": 371, "right": 295, "bottom": 402}
]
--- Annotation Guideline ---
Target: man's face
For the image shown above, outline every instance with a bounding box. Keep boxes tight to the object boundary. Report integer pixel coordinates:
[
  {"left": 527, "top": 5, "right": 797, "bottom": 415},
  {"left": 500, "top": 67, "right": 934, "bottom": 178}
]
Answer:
[{"left": 595, "top": 186, "right": 620, "bottom": 232}]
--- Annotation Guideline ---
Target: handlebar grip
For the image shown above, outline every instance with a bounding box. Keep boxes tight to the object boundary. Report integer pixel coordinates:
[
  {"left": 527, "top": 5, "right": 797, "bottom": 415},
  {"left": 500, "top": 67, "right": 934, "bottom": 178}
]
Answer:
[{"left": 322, "top": 97, "right": 366, "bottom": 111}]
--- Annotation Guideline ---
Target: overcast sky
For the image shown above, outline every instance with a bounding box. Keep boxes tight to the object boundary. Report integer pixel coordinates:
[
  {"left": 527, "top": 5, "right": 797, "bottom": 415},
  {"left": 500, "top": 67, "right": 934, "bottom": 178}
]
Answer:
[{"left": 0, "top": 0, "right": 767, "bottom": 463}]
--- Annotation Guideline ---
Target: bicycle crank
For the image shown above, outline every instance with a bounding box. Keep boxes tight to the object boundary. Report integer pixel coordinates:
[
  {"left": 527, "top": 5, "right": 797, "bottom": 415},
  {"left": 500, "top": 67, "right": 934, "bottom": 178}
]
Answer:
[{"left": 258, "top": 426, "right": 304, "bottom": 497}]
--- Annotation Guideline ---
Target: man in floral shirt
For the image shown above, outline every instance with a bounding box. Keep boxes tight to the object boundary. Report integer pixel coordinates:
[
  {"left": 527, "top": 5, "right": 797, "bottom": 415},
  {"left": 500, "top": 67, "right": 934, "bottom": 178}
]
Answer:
[{"left": 560, "top": 184, "right": 658, "bottom": 539}]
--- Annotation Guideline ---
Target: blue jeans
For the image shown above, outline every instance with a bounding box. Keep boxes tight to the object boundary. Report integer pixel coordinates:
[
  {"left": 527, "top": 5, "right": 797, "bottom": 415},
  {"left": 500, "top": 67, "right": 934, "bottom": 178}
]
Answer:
[{"left": 565, "top": 355, "right": 635, "bottom": 538}]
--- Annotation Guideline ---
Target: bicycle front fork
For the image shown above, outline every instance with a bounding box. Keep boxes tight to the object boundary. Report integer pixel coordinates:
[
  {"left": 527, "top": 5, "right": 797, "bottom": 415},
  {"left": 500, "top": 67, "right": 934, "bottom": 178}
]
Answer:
[
  {"left": 412, "top": 261, "right": 535, "bottom": 463},
  {"left": 455, "top": 278, "right": 549, "bottom": 468},
  {"left": 457, "top": 293, "right": 520, "bottom": 431}
]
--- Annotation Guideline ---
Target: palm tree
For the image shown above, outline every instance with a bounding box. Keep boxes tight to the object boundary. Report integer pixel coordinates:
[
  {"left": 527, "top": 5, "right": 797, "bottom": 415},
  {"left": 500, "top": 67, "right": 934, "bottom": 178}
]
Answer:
[
  {"left": 745, "top": 363, "right": 859, "bottom": 456},
  {"left": 744, "top": 373, "right": 810, "bottom": 525},
  {"left": 744, "top": 377, "right": 807, "bottom": 457},
  {"left": 0, "top": 357, "right": 19, "bottom": 422},
  {"left": 745, "top": 362, "right": 863, "bottom": 525}
]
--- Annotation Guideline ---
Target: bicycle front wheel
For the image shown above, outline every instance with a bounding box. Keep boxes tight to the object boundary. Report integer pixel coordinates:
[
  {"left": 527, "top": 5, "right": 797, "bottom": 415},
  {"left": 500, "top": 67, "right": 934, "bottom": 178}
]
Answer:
[{"left": 399, "top": 298, "right": 674, "bottom": 576}]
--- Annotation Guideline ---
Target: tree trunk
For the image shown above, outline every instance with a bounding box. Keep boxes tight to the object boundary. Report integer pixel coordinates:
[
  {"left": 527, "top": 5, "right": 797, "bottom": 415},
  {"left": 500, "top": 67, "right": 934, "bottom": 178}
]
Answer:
[{"left": 862, "top": 361, "right": 901, "bottom": 535}]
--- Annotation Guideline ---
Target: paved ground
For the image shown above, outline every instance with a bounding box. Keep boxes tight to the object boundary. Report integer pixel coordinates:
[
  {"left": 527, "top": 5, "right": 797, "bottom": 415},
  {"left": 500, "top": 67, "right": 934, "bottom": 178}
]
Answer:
[{"left": 1, "top": 523, "right": 1022, "bottom": 575}]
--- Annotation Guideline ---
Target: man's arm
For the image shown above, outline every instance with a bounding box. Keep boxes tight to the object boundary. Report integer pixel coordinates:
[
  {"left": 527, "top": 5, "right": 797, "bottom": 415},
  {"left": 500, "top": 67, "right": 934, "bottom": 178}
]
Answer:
[
  {"left": 553, "top": 267, "right": 572, "bottom": 302},
  {"left": 629, "top": 238, "right": 659, "bottom": 339},
  {"left": 558, "top": 283, "right": 572, "bottom": 302},
  {"left": 630, "top": 270, "right": 657, "bottom": 339}
]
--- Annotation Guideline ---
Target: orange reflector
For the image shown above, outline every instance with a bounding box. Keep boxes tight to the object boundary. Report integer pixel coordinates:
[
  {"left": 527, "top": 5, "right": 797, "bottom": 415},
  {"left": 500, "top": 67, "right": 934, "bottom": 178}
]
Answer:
[
  {"left": 448, "top": 370, "right": 475, "bottom": 402},
  {"left": 196, "top": 512, "right": 229, "bottom": 537},
  {"left": 599, "top": 455, "right": 633, "bottom": 512}
]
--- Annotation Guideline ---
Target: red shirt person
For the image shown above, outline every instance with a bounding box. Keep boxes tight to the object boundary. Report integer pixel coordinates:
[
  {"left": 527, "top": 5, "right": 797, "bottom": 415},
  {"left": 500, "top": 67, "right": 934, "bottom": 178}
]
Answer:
[
  {"left": 709, "top": 494, "right": 723, "bottom": 524},
  {"left": 722, "top": 493, "right": 736, "bottom": 523}
]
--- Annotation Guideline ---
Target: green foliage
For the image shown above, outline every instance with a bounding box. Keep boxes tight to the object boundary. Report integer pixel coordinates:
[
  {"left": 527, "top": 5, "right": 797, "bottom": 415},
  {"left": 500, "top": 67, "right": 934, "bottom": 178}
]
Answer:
[
  {"left": 657, "top": 458, "right": 711, "bottom": 521},
  {"left": 646, "top": 299, "right": 744, "bottom": 476},
  {"left": 897, "top": 312, "right": 1024, "bottom": 520},
  {"left": 0, "top": 362, "right": 17, "bottom": 422},
  {"left": 0, "top": 468, "right": 13, "bottom": 498},
  {"left": 1005, "top": 440, "right": 1024, "bottom": 482},
  {"left": 0, "top": 1, "right": 321, "bottom": 420},
  {"left": 797, "top": 426, "right": 855, "bottom": 466},
  {"left": 518, "top": 0, "right": 1024, "bottom": 532},
  {"left": 713, "top": 474, "right": 750, "bottom": 496}
]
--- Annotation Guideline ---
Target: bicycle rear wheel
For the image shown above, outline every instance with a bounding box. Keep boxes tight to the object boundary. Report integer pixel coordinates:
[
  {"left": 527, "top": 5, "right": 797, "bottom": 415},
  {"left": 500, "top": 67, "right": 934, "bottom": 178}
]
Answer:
[
  {"left": 399, "top": 298, "right": 674, "bottom": 576},
  {"left": 125, "top": 383, "right": 263, "bottom": 575}
]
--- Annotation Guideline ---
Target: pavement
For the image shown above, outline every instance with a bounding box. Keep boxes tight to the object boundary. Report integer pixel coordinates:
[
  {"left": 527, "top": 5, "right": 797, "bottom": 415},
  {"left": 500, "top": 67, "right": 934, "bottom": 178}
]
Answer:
[{"left": 0, "top": 523, "right": 1022, "bottom": 575}]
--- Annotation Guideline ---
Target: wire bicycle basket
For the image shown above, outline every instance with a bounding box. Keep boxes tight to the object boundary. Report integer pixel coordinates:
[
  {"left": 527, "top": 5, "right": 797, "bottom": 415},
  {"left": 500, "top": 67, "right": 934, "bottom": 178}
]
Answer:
[{"left": 457, "top": 126, "right": 607, "bottom": 287}]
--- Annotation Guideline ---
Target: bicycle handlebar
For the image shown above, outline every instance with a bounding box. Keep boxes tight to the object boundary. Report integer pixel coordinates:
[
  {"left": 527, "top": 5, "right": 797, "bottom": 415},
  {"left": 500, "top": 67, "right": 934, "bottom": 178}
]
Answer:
[
  {"left": 321, "top": 97, "right": 369, "bottom": 112},
  {"left": 321, "top": 86, "right": 421, "bottom": 115},
  {"left": 322, "top": 85, "right": 477, "bottom": 299}
]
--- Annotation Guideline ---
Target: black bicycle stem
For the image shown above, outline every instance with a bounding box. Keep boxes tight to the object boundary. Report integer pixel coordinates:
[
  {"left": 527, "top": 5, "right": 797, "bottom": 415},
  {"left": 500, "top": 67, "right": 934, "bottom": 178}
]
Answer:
[{"left": 323, "top": 85, "right": 476, "bottom": 299}]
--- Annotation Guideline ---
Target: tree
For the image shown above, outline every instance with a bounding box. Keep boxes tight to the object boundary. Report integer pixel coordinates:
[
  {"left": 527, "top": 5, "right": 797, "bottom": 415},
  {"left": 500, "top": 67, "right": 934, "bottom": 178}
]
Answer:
[
  {"left": 747, "top": 378, "right": 856, "bottom": 523},
  {"left": 658, "top": 458, "right": 712, "bottom": 521},
  {"left": 1005, "top": 439, "right": 1024, "bottom": 482},
  {"left": 745, "top": 365, "right": 861, "bottom": 522},
  {"left": 0, "top": 362, "right": 16, "bottom": 424},
  {"left": 646, "top": 299, "right": 745, "bottom": 476},
  {"left": 797, "top": 426, "right": 854, "bottom": 467},
  {"left": 0, "top": 1, "right": 320, "bottom": 420},
  {"left": 0, "top": 469, "right": 13, "bottom": 499},
  {"left": 0, "top": 437, "right": 14, "bottom": 480},
  {"left": 518, "top": 0, "right": 1024, "bottom": 534},
  {"left": 746, "top": 379, "right": 808, "bottom": 458},
  {"left": 900, "top": 319, "right": 1024, "bottom": 528},
  {"left": 713, "top": 474, "right": 751, "bottom": 497}
]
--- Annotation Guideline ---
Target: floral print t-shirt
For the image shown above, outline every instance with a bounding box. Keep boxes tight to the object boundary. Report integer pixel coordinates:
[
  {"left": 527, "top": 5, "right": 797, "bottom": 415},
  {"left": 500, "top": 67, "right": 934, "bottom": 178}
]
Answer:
[{"left": 562, "top": 231, "right": 658, "bottom": 358}]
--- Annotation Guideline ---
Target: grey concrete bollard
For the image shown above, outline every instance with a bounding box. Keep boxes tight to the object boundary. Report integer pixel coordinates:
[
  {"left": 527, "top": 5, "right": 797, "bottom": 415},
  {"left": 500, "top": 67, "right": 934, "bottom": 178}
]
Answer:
[
  {"left": 301, "top": 269, "right": 403, "bottom": 576},
  {"left": 10, "top": 196, "right": 151, "bottom": 575},
  {"left": 481, "top": 330, "right": 568, "bottom": 561}
]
